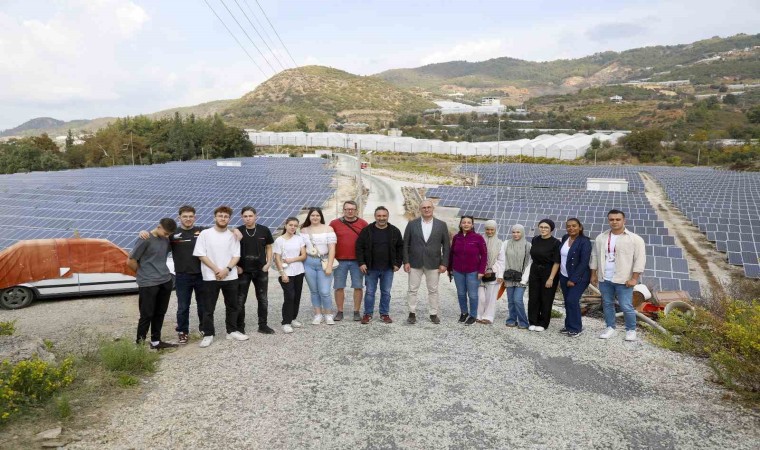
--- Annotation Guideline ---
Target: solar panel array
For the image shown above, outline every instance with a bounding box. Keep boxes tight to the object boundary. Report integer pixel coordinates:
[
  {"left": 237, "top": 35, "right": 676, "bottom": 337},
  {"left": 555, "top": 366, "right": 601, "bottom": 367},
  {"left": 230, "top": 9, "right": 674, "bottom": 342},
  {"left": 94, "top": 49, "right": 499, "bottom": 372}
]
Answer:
[
  {"left": 458, "top": 163, "right": 646, "bottom": 192},
  {"left": 428, "top": 183, "right": 702, "bottom": 298},
  {"left": 647, "top": 167, "right": 760, "bottom": 279},
  {"left": 0, "top": 158, "right": 335, "bottom": 251}
]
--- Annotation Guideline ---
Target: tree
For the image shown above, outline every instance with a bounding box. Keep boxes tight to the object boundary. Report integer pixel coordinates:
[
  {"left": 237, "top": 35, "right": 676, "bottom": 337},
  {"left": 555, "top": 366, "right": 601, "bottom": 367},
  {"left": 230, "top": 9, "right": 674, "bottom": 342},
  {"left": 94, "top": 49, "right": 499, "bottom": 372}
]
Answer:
[
  {"left": 622, "top": 129, "right": 665, "bottom": 162},
  {"left": 723, "top": 94, "right": 738, "bottom": 105},
  {"left": 590, "top": 137, "right": 601, "bottom": 150},
  {"left": 747, "top": 106, "right": 760, "bottom": 124},
  {"left": 296, "top": 115, "right": 310, "bottom": 132},
  {"left": 315, "top": 120, "right": 328, "bottom": 132},
  {"left": 65, "top": 129, "right": 75, "bottom": 152}
]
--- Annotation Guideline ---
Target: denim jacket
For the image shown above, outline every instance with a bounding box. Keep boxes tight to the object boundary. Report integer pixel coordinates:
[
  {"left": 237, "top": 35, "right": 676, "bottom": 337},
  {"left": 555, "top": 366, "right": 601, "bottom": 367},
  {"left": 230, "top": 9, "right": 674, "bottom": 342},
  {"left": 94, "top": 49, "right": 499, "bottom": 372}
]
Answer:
[{"left": 560, "top": 234, "right": 592, "bottom": 285}]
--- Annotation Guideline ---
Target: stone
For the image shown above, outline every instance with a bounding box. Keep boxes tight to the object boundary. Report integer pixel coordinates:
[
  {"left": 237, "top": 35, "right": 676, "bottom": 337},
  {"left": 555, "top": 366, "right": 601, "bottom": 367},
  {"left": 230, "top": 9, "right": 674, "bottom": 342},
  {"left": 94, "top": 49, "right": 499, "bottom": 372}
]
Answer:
[
  {"left": 35, "top": 427, "right": 62, "bottom": 440},
  {"left": 41, "top": 440, "right": 67, "bottom": 448},
  {"left": 0, "top": 336, "right": 55, "bottom": 364}
]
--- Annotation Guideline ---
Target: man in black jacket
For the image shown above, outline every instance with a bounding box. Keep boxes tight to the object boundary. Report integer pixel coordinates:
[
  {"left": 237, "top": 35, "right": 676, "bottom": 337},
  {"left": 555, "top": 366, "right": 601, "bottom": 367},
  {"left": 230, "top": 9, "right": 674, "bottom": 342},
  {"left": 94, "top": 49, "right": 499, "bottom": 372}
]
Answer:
[{"left": 355, "top": 206, "right": 403, "bottom": 324}]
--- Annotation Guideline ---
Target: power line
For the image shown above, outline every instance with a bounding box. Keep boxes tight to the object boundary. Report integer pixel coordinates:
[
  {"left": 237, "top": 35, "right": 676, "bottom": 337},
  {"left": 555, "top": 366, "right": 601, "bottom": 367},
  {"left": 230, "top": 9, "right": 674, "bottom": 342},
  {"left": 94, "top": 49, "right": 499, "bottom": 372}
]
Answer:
[
  {"left": 218, "top": 0, "right": 278, "bottom": 75},
  {"left": 242, "top": 0, "right": 283, "bottom": 67},
  {"left": 202, "top": 0, "right": 269, "bottom": 78},
  {"left": 253, "top": 0, "right": 299, "bottom": 68},
  {"left": 233, "top": 0, "right": 289, "bottom": 71}
]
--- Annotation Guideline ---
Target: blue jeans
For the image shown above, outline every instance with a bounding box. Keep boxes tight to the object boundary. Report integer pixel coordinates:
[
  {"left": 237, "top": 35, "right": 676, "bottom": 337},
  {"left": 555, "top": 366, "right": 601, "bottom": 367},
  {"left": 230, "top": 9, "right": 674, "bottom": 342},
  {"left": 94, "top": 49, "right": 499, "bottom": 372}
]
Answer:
[
  {"left": 559, "top": 275, "right": 588, "bottom": 333},
  {"left": 333, "top": 259, "right": 364, "bottom": 289},
  {"left": 453, "top": 271, "right": 479, "bottom": 318},
  {"left": 599, "top": 280, "right": 636, "bottom": 331},
  {"left": 364, "top": 268, "right": 394, "bottom": 316},
  {"left": 505, "top": 285, "right": 528, "bottom": 327},
  {"left": 304, "top": 256, "right": 333, "bottom": 311},
  {"left": 174, "top": 272, "right": 205, "bottom": 334}
]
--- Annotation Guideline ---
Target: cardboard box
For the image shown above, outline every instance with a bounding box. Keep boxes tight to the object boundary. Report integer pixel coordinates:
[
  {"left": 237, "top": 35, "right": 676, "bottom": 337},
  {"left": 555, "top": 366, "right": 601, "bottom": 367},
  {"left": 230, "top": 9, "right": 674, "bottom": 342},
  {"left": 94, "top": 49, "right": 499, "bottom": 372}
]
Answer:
[{"left": 653, "top": 290, "right": 691, "bottom": 305}]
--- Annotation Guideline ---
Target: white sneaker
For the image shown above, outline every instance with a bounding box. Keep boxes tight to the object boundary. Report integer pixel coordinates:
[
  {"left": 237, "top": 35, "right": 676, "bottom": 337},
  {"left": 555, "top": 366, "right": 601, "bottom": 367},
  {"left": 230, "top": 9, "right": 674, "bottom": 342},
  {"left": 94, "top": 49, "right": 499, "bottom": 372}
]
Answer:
[
  {"left": 199, "top": 336, "right": 213, "bottom": 348},
  {"left": 528, "top": 325, "right": 536, "bottom": 331},
  {"left": 282, "top": 324, "right": 294, "bottom": 334},
  {"left": 599, "top": 327, "right": 617, "bottom": 339},
  {"left": 324, "top": 314, "right": 335, "bottom": 325},
  {"left": 312, "top": 315, "right": 323, "bottom": 325},
  {"left": 625, "top": 330, "right": 637, "bottom": 341},
  {"left": 291, "top": 320, "right": 303, "bottom": 328},
  {"left": 226, "top": 331, "right": 250, "bottom": 341},
  {"left": 533, "top": 326, "right": 545, "bottom": 332}
]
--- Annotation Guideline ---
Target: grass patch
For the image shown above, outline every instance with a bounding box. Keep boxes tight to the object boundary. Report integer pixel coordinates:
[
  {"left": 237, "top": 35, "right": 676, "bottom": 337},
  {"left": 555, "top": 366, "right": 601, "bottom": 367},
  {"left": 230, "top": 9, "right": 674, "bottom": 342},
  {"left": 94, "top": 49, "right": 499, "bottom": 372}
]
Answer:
[
  {"left": 117, "top": 374, "right": 139, "bottom": 388},
  {"left": 0, "top": 320, "right": 16, "bottom": 336},
  {"left": 55, "top": 394, "right": 71, "bottom": 419},
  {"left": 99, "top": 340, "right": 160, "bottom": 375},
  {"left": 650, "top": 295, "right": 759, "bottom": 404},
  {"left": 550, "top": 309, "right": 564, "bottom": 319}
]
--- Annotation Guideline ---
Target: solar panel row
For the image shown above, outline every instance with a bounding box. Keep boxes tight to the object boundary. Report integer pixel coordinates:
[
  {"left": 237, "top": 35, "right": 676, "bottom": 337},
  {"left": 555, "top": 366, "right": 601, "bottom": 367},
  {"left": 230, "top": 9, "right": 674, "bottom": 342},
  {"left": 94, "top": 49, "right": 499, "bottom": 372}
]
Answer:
[{"left": 0, "top": 158, "right": 336, "bottom": 252}]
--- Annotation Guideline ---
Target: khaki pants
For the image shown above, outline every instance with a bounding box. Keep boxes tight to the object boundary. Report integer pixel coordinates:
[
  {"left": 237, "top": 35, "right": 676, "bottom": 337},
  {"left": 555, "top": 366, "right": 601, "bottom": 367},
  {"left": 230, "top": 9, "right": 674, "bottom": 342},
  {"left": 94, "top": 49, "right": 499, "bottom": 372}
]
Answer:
[{"left": 407, "top": 268, "right": 441, "bottom": 315}]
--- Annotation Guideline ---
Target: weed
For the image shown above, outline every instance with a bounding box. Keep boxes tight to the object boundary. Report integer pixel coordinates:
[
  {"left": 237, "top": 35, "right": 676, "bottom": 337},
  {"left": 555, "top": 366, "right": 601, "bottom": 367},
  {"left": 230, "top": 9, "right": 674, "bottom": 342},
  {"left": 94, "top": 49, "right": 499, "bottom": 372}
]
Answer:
[
  {"left": 43, "top": 339, "right": 54, "bottom": 351},
  {"left": 0, "top": 357, "right": 75, "bottom": 423},
  {"left": 0, "top": 320, "right": 16, "bottom": 336},
  {"left": 117, "top": 374, "right": 139, "bottom": 388},
  {"left": 99, "top": 340, "right": 159, "bottom": 376},
  {"left": 551, "top": 309, "right": 564, "bottom": 319},
  {"left": 55, "top": 394, "right": 71, "bottom": 419}
]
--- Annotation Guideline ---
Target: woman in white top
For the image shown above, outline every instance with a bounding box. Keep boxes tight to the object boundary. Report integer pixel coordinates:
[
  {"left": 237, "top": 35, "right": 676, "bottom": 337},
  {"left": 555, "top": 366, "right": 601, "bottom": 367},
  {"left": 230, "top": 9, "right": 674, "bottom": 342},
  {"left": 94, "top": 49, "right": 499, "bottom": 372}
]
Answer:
[
  {"left": 274, "top": 217, "right": 307, "bottom": 334},
  {"left": 301, "top": 207, "right": 338, "bottom": 325},
  {"left": 476, "top": 220, "right": 503, "bottom": 324}
]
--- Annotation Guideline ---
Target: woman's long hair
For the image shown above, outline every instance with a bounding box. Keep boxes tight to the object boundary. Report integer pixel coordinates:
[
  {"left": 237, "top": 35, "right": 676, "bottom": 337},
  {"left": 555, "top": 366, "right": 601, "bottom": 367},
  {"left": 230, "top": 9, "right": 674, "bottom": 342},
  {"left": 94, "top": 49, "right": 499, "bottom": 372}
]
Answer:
[{"left": 301, "top": 207, "right": 325, "bottom": 229}]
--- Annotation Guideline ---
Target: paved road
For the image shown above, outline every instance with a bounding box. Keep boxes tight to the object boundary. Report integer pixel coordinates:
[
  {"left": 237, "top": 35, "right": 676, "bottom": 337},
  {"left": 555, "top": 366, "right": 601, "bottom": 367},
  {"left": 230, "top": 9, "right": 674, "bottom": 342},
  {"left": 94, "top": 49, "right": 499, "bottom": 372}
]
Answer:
[{"left": 11, "top": 159, "right": 759, "bottom": 449}]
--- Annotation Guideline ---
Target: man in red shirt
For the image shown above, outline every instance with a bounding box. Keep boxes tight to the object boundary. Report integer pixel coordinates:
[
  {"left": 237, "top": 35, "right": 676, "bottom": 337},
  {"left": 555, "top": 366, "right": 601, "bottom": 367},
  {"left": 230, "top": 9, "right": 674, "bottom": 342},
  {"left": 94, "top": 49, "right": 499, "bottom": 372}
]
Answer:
[{"left": 329, "top": 201, "right": 369, "bottom": 321}]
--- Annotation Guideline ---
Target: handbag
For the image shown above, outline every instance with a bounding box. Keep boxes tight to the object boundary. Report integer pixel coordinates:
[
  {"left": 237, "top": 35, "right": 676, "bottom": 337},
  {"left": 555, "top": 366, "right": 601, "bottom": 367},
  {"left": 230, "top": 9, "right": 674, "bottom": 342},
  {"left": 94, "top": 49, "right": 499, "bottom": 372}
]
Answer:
[
  {"left": 482, "top": 270, "right": 496, "bottom": 283},
  {"left": 307, "top": 232, "right": 338, "bottom": 271},
  {"left": 503, "top": 245, "right": 528, "bottom": 282}
]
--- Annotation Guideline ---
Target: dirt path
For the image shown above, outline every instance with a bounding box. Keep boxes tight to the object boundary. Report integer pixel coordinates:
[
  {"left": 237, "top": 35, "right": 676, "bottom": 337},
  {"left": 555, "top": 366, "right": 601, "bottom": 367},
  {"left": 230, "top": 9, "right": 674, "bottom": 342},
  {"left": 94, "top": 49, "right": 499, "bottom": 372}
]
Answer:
[{"left": 640, "top": 172, "right": 742, "bottom": 298}]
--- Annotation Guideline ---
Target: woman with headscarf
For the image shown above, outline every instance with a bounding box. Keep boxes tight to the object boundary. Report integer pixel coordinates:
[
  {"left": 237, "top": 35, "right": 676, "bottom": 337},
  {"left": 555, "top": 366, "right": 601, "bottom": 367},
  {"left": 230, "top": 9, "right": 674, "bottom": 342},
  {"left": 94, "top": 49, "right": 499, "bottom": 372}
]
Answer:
[
  {"left": 498, "top": 224, "right": 532, "bottom": 329},
  {"left": 558, "top": 218, "right": 592, "bottom": 337},
  {"left": 527, "top": 218, "right": 561, "bottom": 332},
  {"left": 476, "top": 220, "right": 502, "bottom": 324}
]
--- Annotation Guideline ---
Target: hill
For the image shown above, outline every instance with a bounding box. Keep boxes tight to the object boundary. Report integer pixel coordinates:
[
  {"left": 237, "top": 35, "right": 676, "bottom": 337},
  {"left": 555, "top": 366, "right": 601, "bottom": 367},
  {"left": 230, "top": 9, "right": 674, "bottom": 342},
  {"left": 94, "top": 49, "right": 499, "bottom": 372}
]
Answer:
[
  {"left": 221, "top": 65, "right": 437, "bottom": 130},
  {"left": 376, "top": 33, "right": 760, "bottom": 104}
]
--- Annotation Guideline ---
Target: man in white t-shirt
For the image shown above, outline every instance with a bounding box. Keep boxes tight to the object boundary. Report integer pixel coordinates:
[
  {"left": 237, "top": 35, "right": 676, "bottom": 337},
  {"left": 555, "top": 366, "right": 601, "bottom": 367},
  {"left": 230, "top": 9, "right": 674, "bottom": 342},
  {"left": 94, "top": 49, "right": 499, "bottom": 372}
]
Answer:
[
  {"left": 590, "top": 209, "right": 646, "bottom": 342},
  {"left": 193, "top": 205, "right": 248, "bottom": 348}
]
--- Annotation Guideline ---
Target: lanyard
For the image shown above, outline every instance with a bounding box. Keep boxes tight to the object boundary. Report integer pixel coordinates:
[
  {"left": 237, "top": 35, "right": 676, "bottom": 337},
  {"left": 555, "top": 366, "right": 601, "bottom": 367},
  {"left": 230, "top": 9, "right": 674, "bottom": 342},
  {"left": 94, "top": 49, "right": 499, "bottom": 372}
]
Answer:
[{"left": 607, "top": 233, "right": 615, "bottom": 255}]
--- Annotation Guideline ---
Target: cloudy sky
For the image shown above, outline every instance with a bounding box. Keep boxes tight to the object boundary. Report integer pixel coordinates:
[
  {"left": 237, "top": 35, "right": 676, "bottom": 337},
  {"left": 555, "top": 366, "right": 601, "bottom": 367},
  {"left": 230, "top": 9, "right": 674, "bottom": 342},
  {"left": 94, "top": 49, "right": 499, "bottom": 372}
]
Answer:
[{"left": 1, "top": 0, "right": 758, "bottom": 131}]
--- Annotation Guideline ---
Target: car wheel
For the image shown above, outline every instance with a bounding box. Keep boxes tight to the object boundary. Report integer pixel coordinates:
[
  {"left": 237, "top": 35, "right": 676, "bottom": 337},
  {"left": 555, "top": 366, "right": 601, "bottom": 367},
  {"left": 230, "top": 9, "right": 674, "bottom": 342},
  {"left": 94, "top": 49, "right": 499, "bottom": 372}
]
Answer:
[{"left": 0, "top": 286, "right": 35, "bottom": 309}]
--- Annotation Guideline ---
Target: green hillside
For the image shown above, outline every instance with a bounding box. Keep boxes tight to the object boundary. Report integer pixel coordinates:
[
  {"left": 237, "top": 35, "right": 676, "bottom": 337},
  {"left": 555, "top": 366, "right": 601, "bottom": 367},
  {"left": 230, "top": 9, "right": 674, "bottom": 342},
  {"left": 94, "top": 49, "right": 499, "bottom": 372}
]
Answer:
[
  {"left": 376, "top": 33, "right": 760, "bottom": 100},
  {"left": 221, "top": 65, "right": 437, "bottom": 130}
]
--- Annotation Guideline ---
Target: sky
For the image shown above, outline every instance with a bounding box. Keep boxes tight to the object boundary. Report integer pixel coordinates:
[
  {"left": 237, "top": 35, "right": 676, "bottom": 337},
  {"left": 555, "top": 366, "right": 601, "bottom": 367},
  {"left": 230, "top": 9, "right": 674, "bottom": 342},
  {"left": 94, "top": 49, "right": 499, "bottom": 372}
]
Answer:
[{"left": 0, "top": 0, "right": 758, "bottom": 131}]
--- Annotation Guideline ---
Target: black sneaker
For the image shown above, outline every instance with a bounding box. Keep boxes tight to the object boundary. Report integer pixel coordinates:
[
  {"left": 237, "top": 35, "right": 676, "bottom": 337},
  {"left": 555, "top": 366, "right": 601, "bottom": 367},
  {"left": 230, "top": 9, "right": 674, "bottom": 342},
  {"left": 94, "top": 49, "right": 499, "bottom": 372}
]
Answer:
[
  {"left": 459, "top": 313, "right": 468, "bottom": 323},
  {"left": 150, "top": 341, "right": 179, "bottom": 350},
  {"left": 258, "top": 325, "right": 276, "bottom": 335},
  {"left": 464, "top": 317, "right": 477, "bottom": 325},
  {"left": 334, "top": 311, "right": 344, "bottom": 321},
  {"left": 559, "top": 328, "right": 569, "bottom": 335},
  {"left": 568, "top": 330, "right": 583, "bottom": 338},
  {"left": 430, "top": 315, "right": 440, "bottom": 324},
  {"left": 407, "top": 313, "right": 417, "bottom": 324}
]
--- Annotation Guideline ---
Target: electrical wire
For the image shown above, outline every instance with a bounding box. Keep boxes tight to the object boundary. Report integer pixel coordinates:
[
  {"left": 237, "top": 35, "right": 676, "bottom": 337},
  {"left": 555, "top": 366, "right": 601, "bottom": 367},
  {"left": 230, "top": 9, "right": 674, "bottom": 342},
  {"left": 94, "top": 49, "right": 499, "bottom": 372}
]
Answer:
[
  {"left": 218, "top": 0, "right": 278, "bottom": 74},
  {"left": 236, "top": 0, "right": 290, "bottom": 71},
  {"left": 253, "top": 0, "right": 299, "bottom": 68},
  {"left": 202, "top": 0, "right": 269, "bottom": 78}
]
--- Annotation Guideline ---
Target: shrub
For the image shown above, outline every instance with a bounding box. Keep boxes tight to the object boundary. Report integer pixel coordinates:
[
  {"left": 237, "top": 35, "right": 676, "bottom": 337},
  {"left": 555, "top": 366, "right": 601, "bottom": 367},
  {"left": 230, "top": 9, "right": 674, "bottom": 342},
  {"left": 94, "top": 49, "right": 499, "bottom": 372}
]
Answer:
[
  {"left": 99, "top": 340, "right": 159, "bottom": 375},
  {"left": 117, "top": 374, "right": 139, "bottom": 388},
  {"left": 0, "top": 357, "right": 75, "bottom": 423},
  {"left": 55, "top": 394, "right": 71, "bottom": 419},
  {"left": 652, "top": 298, "right": 759, "bottom": 403},
  {"left": 0, "top": 321, "right": 15, "bottom": 336}
]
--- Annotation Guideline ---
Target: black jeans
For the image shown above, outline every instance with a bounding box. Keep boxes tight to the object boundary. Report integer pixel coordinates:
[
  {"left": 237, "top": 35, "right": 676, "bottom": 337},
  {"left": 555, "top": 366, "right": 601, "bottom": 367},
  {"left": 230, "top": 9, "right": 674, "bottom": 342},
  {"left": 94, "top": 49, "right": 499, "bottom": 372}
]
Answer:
[
  {"left": 278, "top": 273, "right": 304, "bottom": 325},
  {"left": 238, "top": 269, "right": 269, "bottom": 332},
  {"left": 136, "top": 279, "right": 173, "bottom": 343},
  {"left": 201, "top": 280, "right": 240, "bottom": 336},
  {"left": 528, "top": 265, "right": 559, "bottom": 328},
  {"left": 174, "top": 272, "right": 205, "bottom": 334}
]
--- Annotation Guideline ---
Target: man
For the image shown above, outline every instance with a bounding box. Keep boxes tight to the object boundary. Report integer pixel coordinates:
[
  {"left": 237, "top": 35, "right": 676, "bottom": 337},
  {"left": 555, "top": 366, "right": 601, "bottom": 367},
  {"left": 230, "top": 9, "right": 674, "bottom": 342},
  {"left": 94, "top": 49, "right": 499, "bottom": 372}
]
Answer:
[
  {"left": 127, "top": 218, "right": 179, "bottom": 350},
  {"left": 139, "top": 205, "right": 242, "bottom": 344},
  {"left": 193, "top": 205, "right": 248, "bottom": 348},
  {"left": 590, "top": 209, "right": 646, "bottom": 342},
  {"left": 329, "top": 200, "right": 368, "bottom": 321},
  {"left": 355, "top": 206, "right": 403, "bottom": 324},
  {"left": 237, "top": 206, "right": 275, "bottom": 335},
  {"left": 403, "top": 200, "right": 451, "bottom": 324}
]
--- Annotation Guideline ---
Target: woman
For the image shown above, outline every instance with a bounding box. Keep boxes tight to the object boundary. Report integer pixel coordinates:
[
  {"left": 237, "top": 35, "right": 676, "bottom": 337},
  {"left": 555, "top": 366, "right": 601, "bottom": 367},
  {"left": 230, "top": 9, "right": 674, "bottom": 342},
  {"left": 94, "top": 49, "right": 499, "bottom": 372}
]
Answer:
[
  {"left": 527, "top": 218, "right": 561, "bottom": 332},
  {"left": 476, "top": 220, "right": 502, "bottom": 324},
  {"left": 558, "top": 218, "right": 592, "bottom": 338},
  {"left": 448, "top": 215, "right": 487, "bottom": 325},
  {"left": 301, "top": 207, "right": 337, "bottom": 325},
  {"left": 498, "top": 224, "right": 531, "bottom": 329},
  {"left": 273, "top": 217, "right": 307, "bottom": 334}
]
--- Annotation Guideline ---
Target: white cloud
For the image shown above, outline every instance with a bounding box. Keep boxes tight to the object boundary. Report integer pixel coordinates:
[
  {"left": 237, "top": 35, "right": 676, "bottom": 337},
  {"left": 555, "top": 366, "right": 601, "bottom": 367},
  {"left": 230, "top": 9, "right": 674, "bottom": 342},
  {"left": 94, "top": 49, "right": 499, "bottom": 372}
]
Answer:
[{"left": 420, "top": 39, "right": 504, "bottom": 65}]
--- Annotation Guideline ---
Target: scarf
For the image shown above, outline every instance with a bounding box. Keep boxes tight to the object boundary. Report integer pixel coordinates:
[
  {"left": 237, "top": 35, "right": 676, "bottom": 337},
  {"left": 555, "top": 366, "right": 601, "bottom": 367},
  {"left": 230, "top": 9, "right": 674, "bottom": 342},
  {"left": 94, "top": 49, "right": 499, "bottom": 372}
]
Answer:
[
  {"left": 483, "top": 221, "right": 502, "bottom": 269},
  {"left": 505, "top": 224, "right": 529, "bottom": 271}
]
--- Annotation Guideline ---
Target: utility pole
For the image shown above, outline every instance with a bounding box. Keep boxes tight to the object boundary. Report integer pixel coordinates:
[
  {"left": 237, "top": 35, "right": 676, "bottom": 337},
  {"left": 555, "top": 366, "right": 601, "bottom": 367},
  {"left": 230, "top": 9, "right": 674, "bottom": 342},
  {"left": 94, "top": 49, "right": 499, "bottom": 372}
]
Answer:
[{"left": 130, "top": 131, "right": 134, "bottom": 166}]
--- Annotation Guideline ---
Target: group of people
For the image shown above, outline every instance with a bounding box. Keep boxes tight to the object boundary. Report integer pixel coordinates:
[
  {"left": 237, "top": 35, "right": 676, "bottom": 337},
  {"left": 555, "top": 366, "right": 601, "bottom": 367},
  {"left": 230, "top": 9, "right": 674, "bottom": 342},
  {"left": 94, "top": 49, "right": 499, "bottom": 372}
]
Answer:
[{"left": 127, "top": 199, "right": 646, "bottom": 349}]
